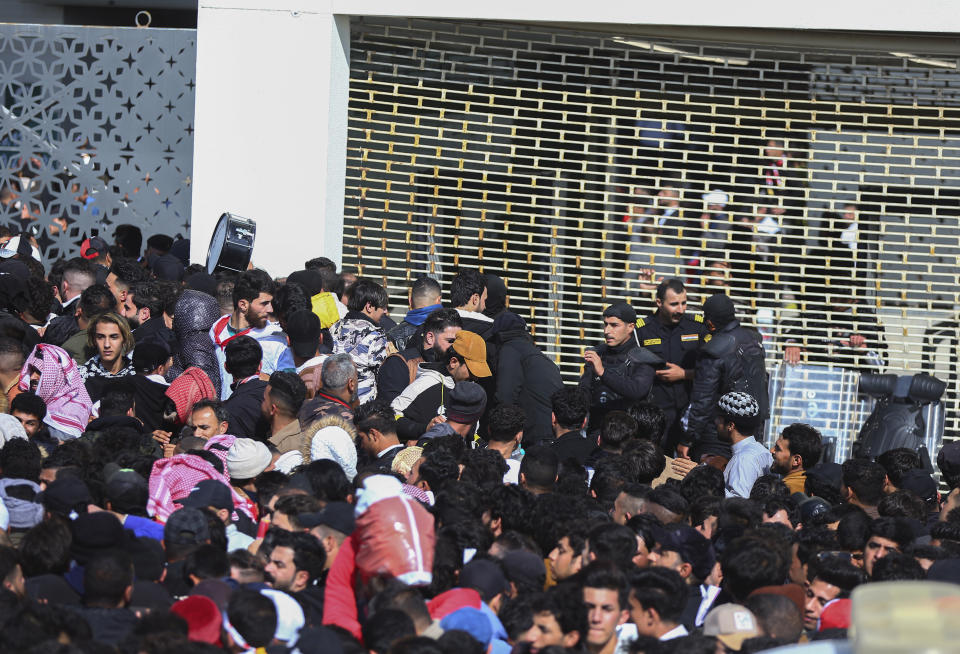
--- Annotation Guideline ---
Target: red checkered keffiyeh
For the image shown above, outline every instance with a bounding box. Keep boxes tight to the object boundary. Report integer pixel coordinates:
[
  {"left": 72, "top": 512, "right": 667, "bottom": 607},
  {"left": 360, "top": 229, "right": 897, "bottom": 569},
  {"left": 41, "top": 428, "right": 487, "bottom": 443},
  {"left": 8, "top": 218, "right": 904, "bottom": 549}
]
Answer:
[
  {"left": 147, "top": 453, "right": 254, "bottom": 523},
  {"left": 19, "top": 344, "right": 92, "bottom": 439},
  {"left": 165, "top": 367, "right": 215, "bottom": 425},
  {"left": 202, "top": 434, "right": 259, "bottom": 523}
]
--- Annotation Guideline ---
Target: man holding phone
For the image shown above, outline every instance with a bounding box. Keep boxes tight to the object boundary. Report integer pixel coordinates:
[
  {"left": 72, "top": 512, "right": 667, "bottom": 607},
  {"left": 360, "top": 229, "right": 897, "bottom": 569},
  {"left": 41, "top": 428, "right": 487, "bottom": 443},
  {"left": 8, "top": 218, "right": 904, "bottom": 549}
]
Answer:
[{"left": 579, "top": 301, "right": 660, "bottom": 435}]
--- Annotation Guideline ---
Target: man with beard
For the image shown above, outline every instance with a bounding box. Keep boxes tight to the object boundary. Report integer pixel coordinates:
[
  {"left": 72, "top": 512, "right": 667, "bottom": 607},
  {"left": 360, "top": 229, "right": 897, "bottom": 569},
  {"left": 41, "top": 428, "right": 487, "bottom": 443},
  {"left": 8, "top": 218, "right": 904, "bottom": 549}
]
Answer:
[
  {"left": 635, "top": 279, "right": 706, "bottom": 452},
  {"left": 263, "top": 529, "right": 326, "bottom": 627},
  {"left": 770, "top": 423, "right": 823, "bottom": 494},
  {"left": 714, "top": 392, "right": 771, "bottom": 498},
  {"left": 210, "top": 269, "right": 286, "bottom": 400},
  {"left": 105, "top": 257, "right": 145, "bottom": 312},
  {"left": 377, "top": 308, "right": 462, "bottom": 405},
  {"left": 126, "top": 281, "right": 177, "bottom": 351},
  {"left": 579, "top": 301, "right": 659, "bottom": 435},
  {"left": 390, "top": 330, "right": 491, "bottom": 442}
]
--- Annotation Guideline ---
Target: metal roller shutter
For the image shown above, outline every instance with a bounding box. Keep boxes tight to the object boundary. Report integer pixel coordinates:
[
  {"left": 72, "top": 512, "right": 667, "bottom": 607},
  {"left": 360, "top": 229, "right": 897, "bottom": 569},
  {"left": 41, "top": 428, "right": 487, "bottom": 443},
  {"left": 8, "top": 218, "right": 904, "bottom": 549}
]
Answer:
[{"left": 342, "top": 17, "right": 959, "bottom": 451}]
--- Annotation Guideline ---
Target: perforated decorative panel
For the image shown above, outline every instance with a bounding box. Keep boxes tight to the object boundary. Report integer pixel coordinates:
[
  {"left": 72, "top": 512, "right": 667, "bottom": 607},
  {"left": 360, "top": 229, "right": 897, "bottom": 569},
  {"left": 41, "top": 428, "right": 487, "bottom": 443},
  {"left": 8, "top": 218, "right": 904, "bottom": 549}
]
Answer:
[
  {"left": 0, "top": 24, "right": 196, "bottom": 261},
  {"left": 343, "top": 18, "right": 960, "bottom": 445}
]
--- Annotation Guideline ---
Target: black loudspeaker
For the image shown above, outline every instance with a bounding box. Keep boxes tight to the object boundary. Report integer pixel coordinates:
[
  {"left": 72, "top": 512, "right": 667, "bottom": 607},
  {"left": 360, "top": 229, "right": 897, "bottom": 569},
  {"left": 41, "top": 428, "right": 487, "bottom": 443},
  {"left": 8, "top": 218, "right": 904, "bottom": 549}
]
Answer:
[
  {"left": 853, "top": 400, "right": 925, "bottom": 460},
  {"left": 852, "top": 373, "right": 945, "bottom": 471},
  {"left": 206, "top": 213, "right": 256, "bottom": 275}
]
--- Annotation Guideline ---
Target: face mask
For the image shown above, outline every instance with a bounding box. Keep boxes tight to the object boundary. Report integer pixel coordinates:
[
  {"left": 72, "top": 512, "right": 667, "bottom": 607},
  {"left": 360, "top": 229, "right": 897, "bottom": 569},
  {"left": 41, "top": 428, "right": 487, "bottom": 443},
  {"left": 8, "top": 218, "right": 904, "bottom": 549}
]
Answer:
[{"left": 840, "top": 222, "right": 858, "bottom": 250}]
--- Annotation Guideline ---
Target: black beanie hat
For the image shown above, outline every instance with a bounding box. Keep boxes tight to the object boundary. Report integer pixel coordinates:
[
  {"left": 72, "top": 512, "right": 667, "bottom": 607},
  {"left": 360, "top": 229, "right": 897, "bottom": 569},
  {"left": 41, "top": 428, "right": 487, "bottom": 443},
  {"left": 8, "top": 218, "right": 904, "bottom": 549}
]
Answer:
[{"left": 703, "top": 293, "right": 736, "bottom": 327}]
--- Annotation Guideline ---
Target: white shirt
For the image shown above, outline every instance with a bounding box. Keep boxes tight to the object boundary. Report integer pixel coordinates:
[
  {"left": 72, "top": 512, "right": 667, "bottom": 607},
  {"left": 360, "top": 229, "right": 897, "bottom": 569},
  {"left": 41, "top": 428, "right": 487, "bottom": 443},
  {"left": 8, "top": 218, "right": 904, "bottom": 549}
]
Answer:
[
  {"left": 659, "top": 625, "right": 689, "bottom": 641},
  {"left": 378, "top": 444, "right": 404, "bottom": 459},
  {"left": 146, "top": 374, "right": 170, "bottom": 386},
  {"left": 695, "top": 584, "right": 722, "bottom": 626},
  {"left": 503, "top": 458, "right": 520, "bottom": 485},
  {"left": 615, "top": 623, "right": 638, "bottom": 654},
  {"left": 724, "top": 436, "right": 773, "bottom": 498},
  {"left": 226, "top": 523, "right": 255, "bottom": 552}
]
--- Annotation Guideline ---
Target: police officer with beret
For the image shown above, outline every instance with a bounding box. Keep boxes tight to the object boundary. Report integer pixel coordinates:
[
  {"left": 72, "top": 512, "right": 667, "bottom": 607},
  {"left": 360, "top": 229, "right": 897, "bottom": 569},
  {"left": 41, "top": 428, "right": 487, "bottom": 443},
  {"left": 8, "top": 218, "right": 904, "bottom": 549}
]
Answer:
[
  {"left": 635, "top": 278, "right": 707, "bottom": 452},
  {"left": 579, "top": 301, "right": 661, "bottom": 435}
]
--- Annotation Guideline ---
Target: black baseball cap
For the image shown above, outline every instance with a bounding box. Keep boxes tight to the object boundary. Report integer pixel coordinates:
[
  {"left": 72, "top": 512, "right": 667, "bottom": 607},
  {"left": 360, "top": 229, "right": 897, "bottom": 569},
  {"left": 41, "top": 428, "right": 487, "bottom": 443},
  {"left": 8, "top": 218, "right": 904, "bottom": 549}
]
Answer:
[
  {"left": 164, "top": 508, "right": 211, "bottom": 546},
  {"left": 298, "top": 501, "right": 355, "bottom": 535},
  {"left": 286, "top": 310, "right": 322, "bottom": 359},
  {"left": 175, "top": 480, "right": 233, "bottom": 512},
  {"left": 459, "top": 558, "right": 510, "bottom": 603},
  {"left": 105, "top": 469, "right": 148, "bottom": 510},
  {"left": 652, "top": 524, "right": 716, "bottom": 581},
  {"left": 39, "top": 476, "right": 93, "bottom": 518},
  {"left": 703, "top": 293, "right": 736, "bottom": 327},
  {"left": 937, "top": 442, "right": 960, "bottom": 482},
  {"left": 80, "top": 236, "right": 109, "bottom": 260}
]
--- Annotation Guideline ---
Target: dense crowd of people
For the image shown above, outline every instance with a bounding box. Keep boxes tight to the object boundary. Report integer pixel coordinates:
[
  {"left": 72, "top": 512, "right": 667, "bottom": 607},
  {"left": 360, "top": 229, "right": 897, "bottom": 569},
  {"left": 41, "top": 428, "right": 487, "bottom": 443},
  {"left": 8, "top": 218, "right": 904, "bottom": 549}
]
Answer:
[{"left": 0, "top": 224, "right": 953, "bottom": 654}]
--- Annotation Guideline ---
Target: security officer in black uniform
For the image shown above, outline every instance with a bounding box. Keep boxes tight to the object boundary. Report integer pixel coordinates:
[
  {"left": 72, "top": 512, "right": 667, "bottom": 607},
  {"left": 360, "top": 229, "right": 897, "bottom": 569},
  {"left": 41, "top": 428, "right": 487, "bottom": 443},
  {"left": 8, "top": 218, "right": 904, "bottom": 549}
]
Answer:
[
  {"left": 635, "top": 278, "right": 707, "bottom": 453},
  {"left": 579, "top": 301, "right": 661, "bottom": 436}
]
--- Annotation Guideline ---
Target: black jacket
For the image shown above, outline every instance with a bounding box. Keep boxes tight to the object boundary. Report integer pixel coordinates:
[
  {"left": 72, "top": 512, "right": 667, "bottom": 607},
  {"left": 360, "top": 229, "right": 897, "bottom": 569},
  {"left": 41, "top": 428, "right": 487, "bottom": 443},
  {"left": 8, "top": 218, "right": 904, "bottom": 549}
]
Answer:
[
  {"left": 494, "top": 315, "right": 564, "bottom": 443},
  {"left": 129, "top": 375, "right": 170, "bottom": 432},
  {"left": 578, "top": 340, "right": 659, "bottom": 433},
  {"left": 376, "top": 444, "right": 404, "bottom": 471},
  {"left": 78, "top": 607, "right": 139, "bottom": 645},
  {"left": 224, "top": 378, "right": 269, "bottom": 439},
  {"left": 42, "top": 314, "right": 80, "bottom": 347},
  {"left": 685, "top": 320, "right": 768, "bottom": 444},
  {"left": 295, "top": 584, "right": 326, "bottom": 628},
  {"left": 635, "top": 312, "right": 706, "bottom": 414},
  {"left": 84, "top": 414, "right": 145, "bottom": 435},
  {"left": 133, "top": 316, "right": 179, "bottom": 352},
  {"left": 549, "top": 430, "right": 597, "bottom": 466}
]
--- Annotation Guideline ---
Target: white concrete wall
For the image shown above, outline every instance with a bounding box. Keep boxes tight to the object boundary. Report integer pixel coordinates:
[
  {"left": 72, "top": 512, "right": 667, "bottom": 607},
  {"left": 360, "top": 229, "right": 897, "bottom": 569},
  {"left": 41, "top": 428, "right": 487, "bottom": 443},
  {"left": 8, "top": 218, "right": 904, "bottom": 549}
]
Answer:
[
  {"left": 190, "top": 3, "right": 349, "bottom": 275},
  {"left": 191, "top": 0, "right": 960, "bottom": 276}
]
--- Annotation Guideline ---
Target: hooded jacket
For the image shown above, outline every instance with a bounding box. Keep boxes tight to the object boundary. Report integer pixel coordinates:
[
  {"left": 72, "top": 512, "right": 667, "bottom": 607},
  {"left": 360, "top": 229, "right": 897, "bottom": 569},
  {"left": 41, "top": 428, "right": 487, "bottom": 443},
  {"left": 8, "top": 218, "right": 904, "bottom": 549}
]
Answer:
[
  {"left": 685, "top": 319, "right": 769, "bottom": 444},
  {"left": 166, "top": 290, "right": 223, "bottom": 397},
  {"left": 493, "top": 312, "right": 564, "bottom": 443},
  {"left": 390, "top": 363, "right": 455, "bottom": 442}
]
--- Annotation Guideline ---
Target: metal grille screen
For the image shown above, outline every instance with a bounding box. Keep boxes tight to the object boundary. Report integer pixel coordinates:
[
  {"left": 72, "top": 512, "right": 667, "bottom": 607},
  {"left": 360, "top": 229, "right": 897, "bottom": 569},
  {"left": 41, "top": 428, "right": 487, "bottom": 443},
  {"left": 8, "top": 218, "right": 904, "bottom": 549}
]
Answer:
[
  {"left": 0, "top": 24, "right": 196, "bottom": 260},
  {"left": 343, "top": 18, "right": 959, "bottom": 447}
]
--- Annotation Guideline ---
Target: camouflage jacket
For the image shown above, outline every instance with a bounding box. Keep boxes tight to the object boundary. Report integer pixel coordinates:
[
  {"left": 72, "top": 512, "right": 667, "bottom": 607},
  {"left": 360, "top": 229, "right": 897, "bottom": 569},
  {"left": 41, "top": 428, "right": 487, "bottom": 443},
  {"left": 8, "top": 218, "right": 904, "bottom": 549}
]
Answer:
[{"left": 329, "top": 311, "right": 388, "bottom": 404}]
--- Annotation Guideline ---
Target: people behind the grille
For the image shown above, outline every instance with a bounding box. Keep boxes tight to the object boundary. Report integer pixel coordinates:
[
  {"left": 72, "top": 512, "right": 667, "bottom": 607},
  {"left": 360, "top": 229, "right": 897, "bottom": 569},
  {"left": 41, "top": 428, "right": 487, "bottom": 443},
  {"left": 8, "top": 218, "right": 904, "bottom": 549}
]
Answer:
[{"left": 0, "top": 227, "right": 955, "bottom": 654}]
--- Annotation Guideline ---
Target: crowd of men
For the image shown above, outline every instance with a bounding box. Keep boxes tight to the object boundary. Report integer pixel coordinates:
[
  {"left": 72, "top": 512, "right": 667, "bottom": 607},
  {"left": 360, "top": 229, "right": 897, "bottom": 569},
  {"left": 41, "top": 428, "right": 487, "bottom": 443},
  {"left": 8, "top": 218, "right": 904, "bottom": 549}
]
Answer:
[{"left": 0, "top": 224, "right": 953, "bottom": 654}]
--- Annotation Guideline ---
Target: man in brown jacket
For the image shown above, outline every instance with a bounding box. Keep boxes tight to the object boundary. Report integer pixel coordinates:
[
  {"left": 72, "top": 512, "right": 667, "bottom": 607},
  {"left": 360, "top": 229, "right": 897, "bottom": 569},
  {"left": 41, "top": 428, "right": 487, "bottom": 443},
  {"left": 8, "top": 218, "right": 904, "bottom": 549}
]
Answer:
[{"left": 263, "top": 371, "right": 308, "bottom": 454}]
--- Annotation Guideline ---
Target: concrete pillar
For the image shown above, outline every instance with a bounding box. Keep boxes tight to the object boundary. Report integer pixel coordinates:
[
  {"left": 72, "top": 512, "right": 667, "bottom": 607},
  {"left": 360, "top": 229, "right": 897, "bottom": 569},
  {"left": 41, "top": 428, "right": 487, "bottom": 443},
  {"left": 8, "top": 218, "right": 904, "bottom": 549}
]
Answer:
[{"left": 191, "top": 2, "right": 349, "bottom": 275}]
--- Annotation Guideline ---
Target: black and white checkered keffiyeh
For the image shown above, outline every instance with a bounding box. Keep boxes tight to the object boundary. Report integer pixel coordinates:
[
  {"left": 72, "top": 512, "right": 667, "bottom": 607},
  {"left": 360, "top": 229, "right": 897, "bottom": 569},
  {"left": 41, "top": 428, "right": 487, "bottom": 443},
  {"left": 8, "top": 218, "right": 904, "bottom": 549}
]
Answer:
[{"left": 718, "top": 391, "right": 759, "bottom": 418}]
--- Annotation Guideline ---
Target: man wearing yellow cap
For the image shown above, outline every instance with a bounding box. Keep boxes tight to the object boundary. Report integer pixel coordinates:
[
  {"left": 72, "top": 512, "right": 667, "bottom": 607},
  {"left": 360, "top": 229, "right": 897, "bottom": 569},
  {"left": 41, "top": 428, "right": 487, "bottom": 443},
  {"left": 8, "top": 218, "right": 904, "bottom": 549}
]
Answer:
[{"left": 390, "top": 330, "right": 492, "bottom": 442}]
